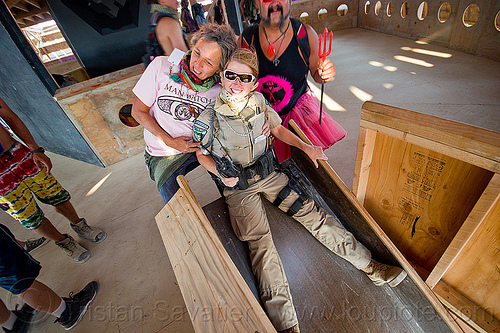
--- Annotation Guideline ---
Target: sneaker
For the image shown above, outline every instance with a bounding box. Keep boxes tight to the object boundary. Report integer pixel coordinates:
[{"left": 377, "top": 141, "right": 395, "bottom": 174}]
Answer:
[
  {"left": 55, "top": 234, "right": 91, "bottom": 263},
  {"left": 56, "top": 281, "right": 99, "bottom": 330},
  {"left": 361, "top": 259, "right": 407, "bottom": 287},
  {"left": 70, "top": 218, "right": 106, "bottom": 243},
  {"left": 278, "top": 324, "right": 300, "bottom": 333},
  {"left": 24, "top": 237, "right": 50, "bottom": 253},
  {"left": 3, "top": 304, "right": 36, "bottom": 333}
]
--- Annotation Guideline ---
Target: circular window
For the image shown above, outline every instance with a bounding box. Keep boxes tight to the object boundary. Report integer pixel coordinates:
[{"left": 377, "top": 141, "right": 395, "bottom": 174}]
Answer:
[
  {"left": 417, "top": 2, "right": 428, "bottom": 20},
  {"left": 365, "top": 1, "right": 371, "bottom": 15},
  {"left": 401, "top": 2, "right": 409, "bottom": 18},
  {"left": 375, "top": 1, "right": 382, "bottom": 16},
  {"left": 119, "top": 104, "right": 139, "bottom": 127},
  {"left": 496, "top": 10, "right": 500, "bottom": 31},
  {"left": 337, "top": 4, "right": 348, "bottom": 16},
  {"left": 438, "top": 3, "right": 451, "bottom": 23},
  {"left": 299, "top": 12, "right": 309, "bottom": 24},
  {"left": 318, "top": 8, "right": 328, "bottom": 20},
  {"left": 387, "top": 2, "right": 394, "bottom": 17},
  {"left": 463, "top": 4, "right": 480, "bottom": 27}
]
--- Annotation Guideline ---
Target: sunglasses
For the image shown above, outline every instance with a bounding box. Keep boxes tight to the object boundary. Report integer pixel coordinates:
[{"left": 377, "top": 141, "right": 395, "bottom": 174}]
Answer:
[{"left": 223, "top": 70, "right": 255, "bottom": 83}]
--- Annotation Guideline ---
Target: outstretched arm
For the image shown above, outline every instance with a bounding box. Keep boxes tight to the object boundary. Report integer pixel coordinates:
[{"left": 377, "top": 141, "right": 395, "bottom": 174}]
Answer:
[
  {"left": 270, "top": 124, "right": 327, "bottom": 167},
  {"left": 0, "top": 98, "right": 52, "bottom": 170}
]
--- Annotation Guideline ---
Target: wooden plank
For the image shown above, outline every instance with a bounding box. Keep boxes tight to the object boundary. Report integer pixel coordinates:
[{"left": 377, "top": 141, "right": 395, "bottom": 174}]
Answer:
[
  {"left": 53, "top": 64, "right": 143, "bottom": 100},
  {"left": 441, "top": 185, "right": 500, "bottom": 322},
  {"left": 426, "top": 174, "right": 500, "bottom": 288},
  {"left": 155, "top": 176, "right": 276, "bottom": 333},
  {"left": 288, "top": 120, "right": 463, "bottom": 333},
  {"left": 352, "top": 127, "right": 376, "bottom": 205},
  {"left": 434, "top": 280, "right": 500, "bottom": 333},
  {"left": 360, "top": 120, "right": 500, "bottom": 174},
  {"left": 361, "top": 101, "right": 500, "bottom": 172}
]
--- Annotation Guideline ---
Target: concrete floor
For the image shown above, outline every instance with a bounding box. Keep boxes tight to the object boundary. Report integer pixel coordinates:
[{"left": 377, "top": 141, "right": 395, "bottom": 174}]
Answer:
[{"left": 0, "top": 28, "right": 499, "bottom": 332}]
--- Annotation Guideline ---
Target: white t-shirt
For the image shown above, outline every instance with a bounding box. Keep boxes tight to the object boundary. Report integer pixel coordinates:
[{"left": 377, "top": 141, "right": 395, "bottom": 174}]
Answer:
[{"left": 133, "top": 56, "right": 222, "bottom": 156}]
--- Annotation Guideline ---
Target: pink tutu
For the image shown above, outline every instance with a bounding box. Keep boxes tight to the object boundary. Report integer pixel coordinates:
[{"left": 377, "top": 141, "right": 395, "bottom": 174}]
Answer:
[{"left": 274, "top": 90, "right": 347, "bottom": 163}]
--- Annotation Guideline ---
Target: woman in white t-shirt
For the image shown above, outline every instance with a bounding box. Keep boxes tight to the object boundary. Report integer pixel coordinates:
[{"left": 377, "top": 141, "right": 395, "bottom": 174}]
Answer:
[{"left": 132, "top": 23, "right": 237, "bottom": 203}]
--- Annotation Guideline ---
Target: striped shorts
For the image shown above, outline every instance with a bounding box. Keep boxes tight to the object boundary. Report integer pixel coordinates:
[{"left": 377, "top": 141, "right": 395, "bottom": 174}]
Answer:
[{"left": 0, "top": 142, "right": 70, "bottom": 229}]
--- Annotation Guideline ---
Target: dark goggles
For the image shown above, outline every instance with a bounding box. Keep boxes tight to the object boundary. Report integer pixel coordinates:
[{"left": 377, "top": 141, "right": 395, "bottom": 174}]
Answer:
[{"left": 223, "top": 70, "right": 255, "bottom": 83}]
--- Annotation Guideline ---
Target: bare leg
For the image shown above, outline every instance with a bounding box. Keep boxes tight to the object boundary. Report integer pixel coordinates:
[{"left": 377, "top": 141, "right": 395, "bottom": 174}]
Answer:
[
  {"left": 19, "top": 280, "right": 62, "bottom": 313},
  {"left": 33, "top": 217, "right": 65, "bottom": 242},
  {"left": 54, "top": 201, "right": 80, "bottom": 225}
]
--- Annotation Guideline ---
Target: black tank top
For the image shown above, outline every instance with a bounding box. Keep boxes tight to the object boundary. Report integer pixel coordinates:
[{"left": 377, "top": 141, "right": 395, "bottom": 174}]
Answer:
[{"left": 254, "top": 31, "right": 309, "bottom": 116}]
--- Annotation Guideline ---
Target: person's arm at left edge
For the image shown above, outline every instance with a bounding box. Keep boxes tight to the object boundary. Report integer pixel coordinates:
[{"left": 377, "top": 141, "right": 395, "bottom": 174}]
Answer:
[
  {"left": 0, "top": 98, "right": 52, "bottom": 170},
  {"left": 305, "top": 24, "right": 336, "bottom": 84},
  {"left": 270, "top": 124, "right": 327, "bottom": 168}
]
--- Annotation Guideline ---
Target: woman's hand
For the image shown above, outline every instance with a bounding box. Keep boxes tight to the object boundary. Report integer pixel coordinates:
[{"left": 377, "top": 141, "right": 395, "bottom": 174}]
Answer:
[
  {"left": 220, "top": 176, "right": 239, "bottom": 187},
  {"left": 305, "top": 144, "right": 328, "bottom": 168},
  {"left": 168, "top": 136, "right": 200, "bottom": 153}
]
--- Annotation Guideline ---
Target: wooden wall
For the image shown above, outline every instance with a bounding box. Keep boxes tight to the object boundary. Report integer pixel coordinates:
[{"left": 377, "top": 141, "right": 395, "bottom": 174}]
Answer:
[
  {"left": 54, "top": 65, "right": 145, "bottom": 166},
  {"left": 291, "top": 0, "right": 359, "bottom": 33},
  {"left": 357, "top": 0, "right": 500, "bottom": 62}
]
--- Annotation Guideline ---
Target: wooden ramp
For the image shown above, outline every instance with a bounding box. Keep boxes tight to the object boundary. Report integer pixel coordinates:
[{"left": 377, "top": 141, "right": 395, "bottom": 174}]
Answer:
[
  {"left": 154, "top": 102, "right": 500, "bottom": 332},
  {"left": 156, "top": 174, "right": 456, "bottom": 332}
]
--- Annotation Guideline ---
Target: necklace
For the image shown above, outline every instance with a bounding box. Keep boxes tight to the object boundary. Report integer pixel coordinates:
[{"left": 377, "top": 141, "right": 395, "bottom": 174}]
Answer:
[{"left": 263, "top": 21, "right": 290, "bottom": 65}]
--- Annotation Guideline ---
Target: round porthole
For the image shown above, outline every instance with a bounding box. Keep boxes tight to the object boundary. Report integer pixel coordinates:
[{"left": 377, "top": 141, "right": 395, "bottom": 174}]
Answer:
[
  {"left": 387, "top": 2, "right": 394, "bottom": 17},
  {"left": 438, "top": 2, "right": 451, "bottom": 23},
  {"left": 463, "top": 4, "right": 480, "bottom": 27},
  {"left": 299, "top": 12, "right": 309, "bottom": 24},
  {"left": 375, "top": 1, "right": 382, "bottom": 16},
  {"left": 365, "top": 1, "right": 371, "bottom": 15},
  {"left": 417, "top": 2, "right": 428, "bottom": 20},
  {"left": 401, "top": 1, "right": 409, "bottom": 18},
  {"left": 337, "top": 4, "right": 348, "bottom": 17},
  {"left": 119, "top": 104, "right": 140, "bottom": 127}
]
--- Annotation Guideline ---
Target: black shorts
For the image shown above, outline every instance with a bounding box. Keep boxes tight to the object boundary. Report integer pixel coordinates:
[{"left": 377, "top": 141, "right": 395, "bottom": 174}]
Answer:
[{"left": 0, "top": 224, "right": 41, "bottom": 294}]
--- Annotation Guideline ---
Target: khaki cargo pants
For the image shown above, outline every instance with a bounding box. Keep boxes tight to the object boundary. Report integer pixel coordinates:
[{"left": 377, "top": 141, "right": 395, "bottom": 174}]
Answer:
[{"left": 224, "top": 171, "right": 371, "bottom": 331}]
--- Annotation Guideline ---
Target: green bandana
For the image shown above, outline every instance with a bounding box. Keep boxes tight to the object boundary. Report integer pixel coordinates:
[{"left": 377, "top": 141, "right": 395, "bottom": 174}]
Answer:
[
  {"left": 151, "top": 4, "right": 179, "bottom": 21},
  {"left": 170, "top": 51, "right": 220, "bottom": 92}
]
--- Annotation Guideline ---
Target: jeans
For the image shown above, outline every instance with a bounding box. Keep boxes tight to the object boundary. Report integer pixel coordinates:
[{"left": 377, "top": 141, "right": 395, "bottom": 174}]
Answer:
[{"left": 158, "top": 154, "right": 200, "bottom": 204}]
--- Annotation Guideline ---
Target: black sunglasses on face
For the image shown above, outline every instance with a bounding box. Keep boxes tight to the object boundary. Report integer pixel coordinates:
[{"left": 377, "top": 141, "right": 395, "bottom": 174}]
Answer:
[{"left": 223, "top": 70, "right": 255, "bottom": 83}]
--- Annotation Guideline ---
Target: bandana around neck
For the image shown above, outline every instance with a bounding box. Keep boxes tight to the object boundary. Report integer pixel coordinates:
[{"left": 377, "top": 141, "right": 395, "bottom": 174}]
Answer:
[
  {"left": 219, "top": 88, "right": 250, "bottom": 114},
  {"left": 170, "top": 52, "right": 219, "bottom": 92},
  {"left": 150, "top": 4, "right": 179, "bottom": 21}
]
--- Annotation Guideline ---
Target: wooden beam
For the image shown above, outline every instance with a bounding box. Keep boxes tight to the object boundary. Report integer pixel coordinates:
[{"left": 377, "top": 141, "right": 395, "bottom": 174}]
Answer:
[
  {"left": 25, "top": 0, "right": 41, "bottom": 9},
  {"left": 12, "top": 1, "right": 28, "bottom": 12},
  {"left": 433, "top": 280, "right": 500, "bottom": 333},
  {"left": 155, "top": 176, "right": 276, "bottom": 333},
  {"left": 361, "top": 101, "right": 500, "bottom": 172}
]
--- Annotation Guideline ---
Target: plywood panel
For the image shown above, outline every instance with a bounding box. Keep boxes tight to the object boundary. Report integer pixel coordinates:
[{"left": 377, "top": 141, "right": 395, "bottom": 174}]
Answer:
[
  {"left": 155, "top": 180, "right": 276, "bottom": 333},
  {"left": 363, "top": 133, "right": 493, "bottom": 272}
]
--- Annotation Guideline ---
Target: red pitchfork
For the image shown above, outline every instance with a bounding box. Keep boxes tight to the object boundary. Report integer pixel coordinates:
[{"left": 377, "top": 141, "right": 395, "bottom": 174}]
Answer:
[{"left": 318, "top": 28, "right": 333, "bottom": 124}]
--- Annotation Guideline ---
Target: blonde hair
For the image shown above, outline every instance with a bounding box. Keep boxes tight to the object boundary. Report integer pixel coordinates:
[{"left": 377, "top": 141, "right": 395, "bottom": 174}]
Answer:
[{"left": 225, "top": 48, "right": 259, "bottom": 77}]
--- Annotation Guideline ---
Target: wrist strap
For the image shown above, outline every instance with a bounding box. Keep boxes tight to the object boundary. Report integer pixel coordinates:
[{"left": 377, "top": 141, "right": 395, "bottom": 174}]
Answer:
[{"left": 31, "top": 147, "right": 45, "bottom": 154}]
